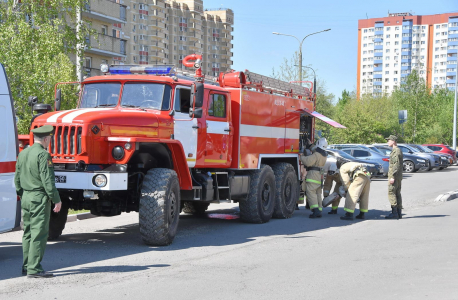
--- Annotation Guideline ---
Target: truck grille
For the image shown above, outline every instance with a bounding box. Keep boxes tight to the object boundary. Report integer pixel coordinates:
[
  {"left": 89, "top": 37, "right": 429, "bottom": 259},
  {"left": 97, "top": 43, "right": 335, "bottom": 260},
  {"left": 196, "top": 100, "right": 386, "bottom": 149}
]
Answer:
[{"left": 50, "top": 125, "right": 83, "bottom": 156}]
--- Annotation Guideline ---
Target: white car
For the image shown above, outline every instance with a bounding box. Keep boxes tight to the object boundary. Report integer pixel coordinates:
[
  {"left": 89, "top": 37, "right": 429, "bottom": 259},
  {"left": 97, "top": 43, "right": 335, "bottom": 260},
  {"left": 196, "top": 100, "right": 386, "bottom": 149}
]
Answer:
[{"left": 0, "top": 63, "right": 21, "bottom": 233}]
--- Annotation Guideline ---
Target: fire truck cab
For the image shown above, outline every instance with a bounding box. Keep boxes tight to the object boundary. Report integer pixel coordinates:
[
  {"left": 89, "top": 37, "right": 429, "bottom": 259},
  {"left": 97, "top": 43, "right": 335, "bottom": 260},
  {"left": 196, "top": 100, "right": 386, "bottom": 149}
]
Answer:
[
  {"left": 27, "top": 55, "right": 344, "bottom": 245},
  {"left": 0, "top": 63, "right": 21, "bottom": 233}
]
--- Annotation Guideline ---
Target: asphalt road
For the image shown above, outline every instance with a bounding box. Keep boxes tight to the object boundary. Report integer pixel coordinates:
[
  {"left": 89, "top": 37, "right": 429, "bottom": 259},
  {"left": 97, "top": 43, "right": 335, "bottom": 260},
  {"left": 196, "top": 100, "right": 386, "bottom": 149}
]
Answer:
[{"left": 1, "top": 167, "right": 457, "bottom": 300}]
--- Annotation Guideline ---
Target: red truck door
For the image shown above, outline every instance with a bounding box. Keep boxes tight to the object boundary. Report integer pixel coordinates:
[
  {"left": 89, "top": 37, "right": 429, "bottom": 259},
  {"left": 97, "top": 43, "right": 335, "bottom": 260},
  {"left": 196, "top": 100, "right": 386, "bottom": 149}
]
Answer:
[{"left": 204, "top": 92, "right": 232, "bottom": 166}]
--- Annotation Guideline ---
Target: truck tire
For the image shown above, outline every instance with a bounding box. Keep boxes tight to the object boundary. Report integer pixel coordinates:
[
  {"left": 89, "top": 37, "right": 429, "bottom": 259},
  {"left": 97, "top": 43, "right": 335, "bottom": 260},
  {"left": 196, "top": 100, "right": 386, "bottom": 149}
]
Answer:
[
  {"left": 48, "top": 201, "right": 69, "bottom": 240},
  {"left": 139, "top": 168, "right": 180, "bottom": 246},
  {"left": 182, "top": 202, "right": 210, "bottom": 214},
  {"left": 239, "top": 164, "right": 275, "bottom": 223},
  {"left": 272, "top": 163, "right": 299, "bottom": 219}
]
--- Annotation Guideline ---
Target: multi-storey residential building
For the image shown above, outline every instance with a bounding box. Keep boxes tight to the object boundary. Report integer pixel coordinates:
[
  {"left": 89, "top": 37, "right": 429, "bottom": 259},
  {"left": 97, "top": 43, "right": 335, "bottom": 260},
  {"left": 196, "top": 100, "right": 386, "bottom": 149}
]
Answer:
[
  {"left": 357, "top": 12, "right": 458, "bottom": 97},
  {"left": 80, "top": 0, "right": 233, "bottom": 79},
  {"left": 78, "top": 0, "right": 128, "bottom": 78}
]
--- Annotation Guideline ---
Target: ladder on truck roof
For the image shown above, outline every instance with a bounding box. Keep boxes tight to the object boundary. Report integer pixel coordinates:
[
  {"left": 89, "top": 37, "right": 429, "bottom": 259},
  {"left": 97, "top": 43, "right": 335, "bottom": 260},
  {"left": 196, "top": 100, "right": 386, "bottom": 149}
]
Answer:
[
  {"left": 244, "top": 70, "right": 312, "bottom": 98},
  {"left": 175, "top": 68, "right": 220, "bottom": 86}
]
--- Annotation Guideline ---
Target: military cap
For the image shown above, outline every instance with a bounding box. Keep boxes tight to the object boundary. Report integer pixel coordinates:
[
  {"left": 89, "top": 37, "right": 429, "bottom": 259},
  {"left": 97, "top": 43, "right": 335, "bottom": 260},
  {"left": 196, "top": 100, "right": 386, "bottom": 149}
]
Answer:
[
  {"left": 385, "top": 135, "right": 397, "bottom": 141},
  {"left": 31, "top": 125, "right": 54, "bottom": 137}
]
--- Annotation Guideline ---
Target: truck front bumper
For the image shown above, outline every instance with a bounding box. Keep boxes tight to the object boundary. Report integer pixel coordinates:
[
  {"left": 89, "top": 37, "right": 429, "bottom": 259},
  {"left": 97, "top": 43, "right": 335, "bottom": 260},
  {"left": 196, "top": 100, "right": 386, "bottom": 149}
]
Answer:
[{"left": 55, "top": 171, "right": 128, "bottom": 191}]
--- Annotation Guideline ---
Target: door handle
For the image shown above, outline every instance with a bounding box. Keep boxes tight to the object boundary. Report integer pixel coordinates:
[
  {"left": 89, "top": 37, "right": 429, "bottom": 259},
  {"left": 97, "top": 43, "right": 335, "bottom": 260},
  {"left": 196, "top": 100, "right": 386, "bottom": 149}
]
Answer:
[
  {"left": 192, "top": 125, "right": 199, "bottom": 129},
  {"left": 224, "top": 128, "right": 231, "bottom": 132}
]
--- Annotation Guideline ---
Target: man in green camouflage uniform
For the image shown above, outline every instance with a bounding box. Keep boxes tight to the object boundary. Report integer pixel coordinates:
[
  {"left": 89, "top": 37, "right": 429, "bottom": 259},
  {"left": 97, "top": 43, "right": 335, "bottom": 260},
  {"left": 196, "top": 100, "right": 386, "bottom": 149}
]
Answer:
[
  {"left": 385, "top": 135, "right": 403, "bottom": 219},
  {"left": 14, "top": 125, "right": 62, "bottom": 278}
]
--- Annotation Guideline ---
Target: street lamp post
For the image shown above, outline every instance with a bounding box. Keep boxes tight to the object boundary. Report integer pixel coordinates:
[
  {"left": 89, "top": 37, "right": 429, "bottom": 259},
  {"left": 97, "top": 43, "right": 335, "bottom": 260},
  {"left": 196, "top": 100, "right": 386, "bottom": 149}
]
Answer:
[
  {"left": 295, "top": 65, "right": 316, "bottom": 94},
  {"left": 273, "top": 29, "right": 330, "bottom": 85},
  {"left": 453, "top": 64, "right": 457, "bottom": 151}
]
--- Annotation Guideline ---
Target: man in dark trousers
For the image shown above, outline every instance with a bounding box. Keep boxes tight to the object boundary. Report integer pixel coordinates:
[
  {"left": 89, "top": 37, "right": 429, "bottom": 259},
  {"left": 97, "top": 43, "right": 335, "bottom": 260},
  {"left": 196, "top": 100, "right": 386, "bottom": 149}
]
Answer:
[
  {"left": 14, "top": 125, "right": 62, "bottom": 278},
  {"left": 385, "top": 135, "right": 403, "bottom": 219}
]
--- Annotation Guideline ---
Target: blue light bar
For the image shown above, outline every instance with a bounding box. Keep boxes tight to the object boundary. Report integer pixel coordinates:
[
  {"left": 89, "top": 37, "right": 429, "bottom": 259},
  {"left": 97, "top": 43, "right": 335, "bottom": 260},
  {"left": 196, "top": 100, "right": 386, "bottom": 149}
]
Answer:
[{"left": 108, "top": 65, "right": 175, "bottom": 76}]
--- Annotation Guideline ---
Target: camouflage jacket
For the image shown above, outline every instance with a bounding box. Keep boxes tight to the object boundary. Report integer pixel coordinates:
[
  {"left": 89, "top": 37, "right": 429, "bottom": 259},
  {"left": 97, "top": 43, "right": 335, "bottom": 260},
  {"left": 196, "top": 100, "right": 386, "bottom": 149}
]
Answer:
[{"left": 388, "top": 147, "right": 403, "bottom": 179}]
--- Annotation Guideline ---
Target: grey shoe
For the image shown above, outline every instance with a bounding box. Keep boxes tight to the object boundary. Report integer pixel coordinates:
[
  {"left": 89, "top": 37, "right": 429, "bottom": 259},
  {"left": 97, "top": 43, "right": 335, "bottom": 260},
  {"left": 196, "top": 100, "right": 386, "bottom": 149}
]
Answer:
[{"left": 27, "top": 271, "right": 54, "bottom": 278}]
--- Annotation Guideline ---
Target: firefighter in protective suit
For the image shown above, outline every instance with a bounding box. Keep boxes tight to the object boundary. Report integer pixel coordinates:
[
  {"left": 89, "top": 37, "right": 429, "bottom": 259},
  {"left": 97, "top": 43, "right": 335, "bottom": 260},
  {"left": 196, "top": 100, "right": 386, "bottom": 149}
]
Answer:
[
  {"left": 338, "top": 161, "right": 371, "bottom": 221},
  {"left": 322, "top": 161, "right": 343, "bottom": 214},
  {"left": 300, "top": 138, "right": 328, "bottom": 218}
]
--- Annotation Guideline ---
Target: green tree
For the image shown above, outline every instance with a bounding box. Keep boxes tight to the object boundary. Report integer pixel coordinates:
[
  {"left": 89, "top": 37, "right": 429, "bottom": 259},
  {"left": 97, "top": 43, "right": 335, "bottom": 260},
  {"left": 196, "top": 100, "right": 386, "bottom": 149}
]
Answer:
[
  {"left": 391, "top": 70, "right": 433, "bottom": 143},
  {"left": 0, "top": 0, "right": 92, "bottom": 133}
]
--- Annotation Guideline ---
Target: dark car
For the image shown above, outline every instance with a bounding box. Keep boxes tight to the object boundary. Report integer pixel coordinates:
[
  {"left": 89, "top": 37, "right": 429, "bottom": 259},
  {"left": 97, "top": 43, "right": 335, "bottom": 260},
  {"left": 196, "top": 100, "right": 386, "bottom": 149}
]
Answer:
[
  {"left": 371, "top": 145, "right": 428, "bottom": 173},
  {"left": 409, "top": 144, "right": 449, "bottom": 170},
  {"left": 326, "top": 149, "right": 383, "bottom": 177}
]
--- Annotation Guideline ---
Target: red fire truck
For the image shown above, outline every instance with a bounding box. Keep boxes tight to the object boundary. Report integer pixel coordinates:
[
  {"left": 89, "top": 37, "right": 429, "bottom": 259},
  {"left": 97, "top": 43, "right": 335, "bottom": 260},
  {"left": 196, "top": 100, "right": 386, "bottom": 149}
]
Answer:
[{"left": 24, "top": 54, "right": 344, "bottom": 245}]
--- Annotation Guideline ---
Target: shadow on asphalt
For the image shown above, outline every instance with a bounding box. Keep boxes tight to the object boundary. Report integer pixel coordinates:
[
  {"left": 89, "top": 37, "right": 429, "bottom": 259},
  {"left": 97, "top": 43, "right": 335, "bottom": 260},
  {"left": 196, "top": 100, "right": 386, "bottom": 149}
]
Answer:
[
  {"left": 52, "top": 264, "right": 171, "bottom": 276},
  {"left": 0, "top": 206, "right": 449, "bottom": 281},
  {"left": 402, "top": 215, "right": 448, "bottom": 219}
]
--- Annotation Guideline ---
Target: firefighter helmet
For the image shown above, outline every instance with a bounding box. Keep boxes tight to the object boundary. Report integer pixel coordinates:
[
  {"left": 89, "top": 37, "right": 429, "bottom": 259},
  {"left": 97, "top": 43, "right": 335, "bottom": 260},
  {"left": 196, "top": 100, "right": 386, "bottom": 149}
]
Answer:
[{"left": 316, "top": 138, "right": 328, "bottom": 150}]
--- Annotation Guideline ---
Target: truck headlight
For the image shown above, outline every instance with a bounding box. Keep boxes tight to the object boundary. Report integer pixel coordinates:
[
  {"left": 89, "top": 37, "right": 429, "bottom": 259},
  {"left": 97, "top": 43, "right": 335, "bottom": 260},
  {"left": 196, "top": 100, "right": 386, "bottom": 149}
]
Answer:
[
  {"left": 93, "top": 174, "right": 107, "bottom": 187},
  {"left": 112, "top": 146, "right": 125, "bottom": 160}
]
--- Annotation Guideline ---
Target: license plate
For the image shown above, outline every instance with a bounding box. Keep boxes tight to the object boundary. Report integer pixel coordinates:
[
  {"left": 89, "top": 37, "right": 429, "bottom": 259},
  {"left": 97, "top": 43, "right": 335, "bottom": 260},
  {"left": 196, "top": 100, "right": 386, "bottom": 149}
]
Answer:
[{"left": 55, "top": 175, "right": 67, "bottom": 183}]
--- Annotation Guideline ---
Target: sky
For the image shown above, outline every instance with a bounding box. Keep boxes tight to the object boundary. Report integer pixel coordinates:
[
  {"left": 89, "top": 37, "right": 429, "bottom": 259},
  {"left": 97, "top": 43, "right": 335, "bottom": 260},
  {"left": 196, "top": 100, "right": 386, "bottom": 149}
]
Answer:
[{"left": 203, "top": 0, "right": 458, "bottom": 102}]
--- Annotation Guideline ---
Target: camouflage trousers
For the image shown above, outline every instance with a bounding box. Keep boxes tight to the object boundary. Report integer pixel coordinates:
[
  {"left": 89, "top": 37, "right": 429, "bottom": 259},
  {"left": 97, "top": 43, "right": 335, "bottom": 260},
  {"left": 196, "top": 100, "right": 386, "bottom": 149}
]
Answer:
[{"left": 388, "top": 179, "right": 402, "bottom": 208}]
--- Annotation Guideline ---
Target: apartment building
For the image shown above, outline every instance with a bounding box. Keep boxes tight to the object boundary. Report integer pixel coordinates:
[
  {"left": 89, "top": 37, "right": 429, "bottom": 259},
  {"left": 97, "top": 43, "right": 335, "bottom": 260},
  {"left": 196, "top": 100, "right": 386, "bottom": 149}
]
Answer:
[
  {"left": 357, "top": 12, "right": 458, "bottom": 97},
  {"left": 80, "top": 0, "right": 233, "bottom": 78},
  {"left": 78, "top": 0, "right": 128, "bottom": 78}
]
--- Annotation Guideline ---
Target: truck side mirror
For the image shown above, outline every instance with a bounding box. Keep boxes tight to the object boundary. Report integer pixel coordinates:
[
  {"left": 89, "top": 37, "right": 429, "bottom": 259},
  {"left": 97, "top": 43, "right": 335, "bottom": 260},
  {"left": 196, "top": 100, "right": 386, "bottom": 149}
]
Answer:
[
  {"left": 55, "top": 89, "right": 62, "bottom": 111},
  {"left": 189, "top": 82, "right": 204, "bottom": 118},
  {"left": 190, "top": 107, "right": 203, "bottom": 118}
]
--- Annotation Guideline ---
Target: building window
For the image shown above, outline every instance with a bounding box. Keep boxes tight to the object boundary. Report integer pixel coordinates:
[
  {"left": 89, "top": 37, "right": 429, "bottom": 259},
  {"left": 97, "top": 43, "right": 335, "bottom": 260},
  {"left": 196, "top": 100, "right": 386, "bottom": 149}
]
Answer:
[{"left": 101, "top": 25, "right": 108, "bottom": 35}]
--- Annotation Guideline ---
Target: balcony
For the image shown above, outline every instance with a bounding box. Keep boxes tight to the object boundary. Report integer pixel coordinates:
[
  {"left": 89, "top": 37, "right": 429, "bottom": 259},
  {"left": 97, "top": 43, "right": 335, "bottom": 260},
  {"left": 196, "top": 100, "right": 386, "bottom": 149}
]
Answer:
[
  {"left": 150, "top": 51, "right": 165, "bottom": 59},
  {"left": 150, "top": 31, "right": 166, "bottom": 39},
  {"left": 150, "top": 41, "right": 165, "bottom": 49},
  {"left": 83, "top": 0, "right": 127, "bottom": 24},
  {"left": 86, "top": 33, "right": 126, "bottom": 57}
]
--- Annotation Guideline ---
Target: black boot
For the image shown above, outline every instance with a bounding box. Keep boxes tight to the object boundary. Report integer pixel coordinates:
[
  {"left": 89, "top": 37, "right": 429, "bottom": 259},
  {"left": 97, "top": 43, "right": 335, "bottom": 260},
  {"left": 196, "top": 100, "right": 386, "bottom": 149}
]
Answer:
[
  {"left": 309, "top": 208, "right": 322, "bottom": 218},
  {"left": 397, "top": 207, "right": 402, "bottom": 219},
  {"left": 305, "top": 202, "right": 310, "bottom": 210},
  {"left": 340, "top": 212, "right": 354, "bottom": 221},
  {"left": 355, "top": 212, "right": 365, "bottom": 219},
  {"left": 295, "top": 203, "right": 300, "bottom": 210},
  {"left": 385, "top": 206, "right": 399, "bottom": 219},
  {"left": 328, "top": 209, "right": 338, "bottom": 215}
]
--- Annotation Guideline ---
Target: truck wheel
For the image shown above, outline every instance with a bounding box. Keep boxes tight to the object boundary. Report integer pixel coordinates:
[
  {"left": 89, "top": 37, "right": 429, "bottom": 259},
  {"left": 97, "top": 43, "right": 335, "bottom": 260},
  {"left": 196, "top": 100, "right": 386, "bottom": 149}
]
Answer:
[
  {"left": 182, "top": 202, "right": 210, "bottom": 214},
  {"left": 403, "top": 160, "right": 415, "bottom": 173},
  {"left": 239, "top": 164, "right": 275, "bottom": 223},
  {"left": 139, "top": 168, "right": 180, "bottom": 246},
  {"left": 272, "top": 163, "right": 299, "bottom": 219},
  {"left": 48, "top": 200, "right": 69, "bottom": 240}
]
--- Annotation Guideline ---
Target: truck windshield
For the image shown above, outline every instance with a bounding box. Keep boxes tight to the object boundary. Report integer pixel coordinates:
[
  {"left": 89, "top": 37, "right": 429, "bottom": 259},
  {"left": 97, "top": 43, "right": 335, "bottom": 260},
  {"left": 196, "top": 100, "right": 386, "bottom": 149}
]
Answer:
[
  {"left": 79, "top": 83, "right": 121, "bottom": 108},
  {"left": 121, "top": 83, "right": 171, "bottom": 110}
]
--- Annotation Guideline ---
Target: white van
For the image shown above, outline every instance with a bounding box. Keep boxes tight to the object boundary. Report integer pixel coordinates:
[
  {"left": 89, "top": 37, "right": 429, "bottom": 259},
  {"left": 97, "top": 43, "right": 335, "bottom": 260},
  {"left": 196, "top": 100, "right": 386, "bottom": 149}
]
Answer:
[{"left": 0, "top": 63, "right": 20, "bottom": 233}]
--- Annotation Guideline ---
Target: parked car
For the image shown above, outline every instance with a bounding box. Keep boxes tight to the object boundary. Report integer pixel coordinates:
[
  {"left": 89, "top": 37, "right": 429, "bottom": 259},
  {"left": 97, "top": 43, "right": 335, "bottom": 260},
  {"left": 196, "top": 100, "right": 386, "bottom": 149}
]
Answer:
[
  {"left": 339, "top": 147, "right": 389, "bottom": 176},
  {"left": 409, "top": 144, "right": 449, "bottom": 169},
  {"left": 370, "top": 145, "right": 428, "bottom": 173},
  {"left": 326, "top": 149, "right": 383, "bottom": 177},
  {"left": 328, "top": 144, "right": 370, "bottom": 150},
  {"left": 374, "top": 143, "right": 439, "bottom": 171},
  {"left": 423, "top": 144, "right": 457, "bottom": 165}
]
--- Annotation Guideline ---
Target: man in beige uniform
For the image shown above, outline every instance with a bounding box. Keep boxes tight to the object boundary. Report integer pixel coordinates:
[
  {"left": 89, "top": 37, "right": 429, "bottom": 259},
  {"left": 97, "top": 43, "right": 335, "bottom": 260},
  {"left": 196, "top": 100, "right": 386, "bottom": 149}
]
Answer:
[
  {"left": 338, "top": 161, "right": 371, "bottom": 221},
  {"left": 300, "top": 138, "right": 328, "bottom": 218}
]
